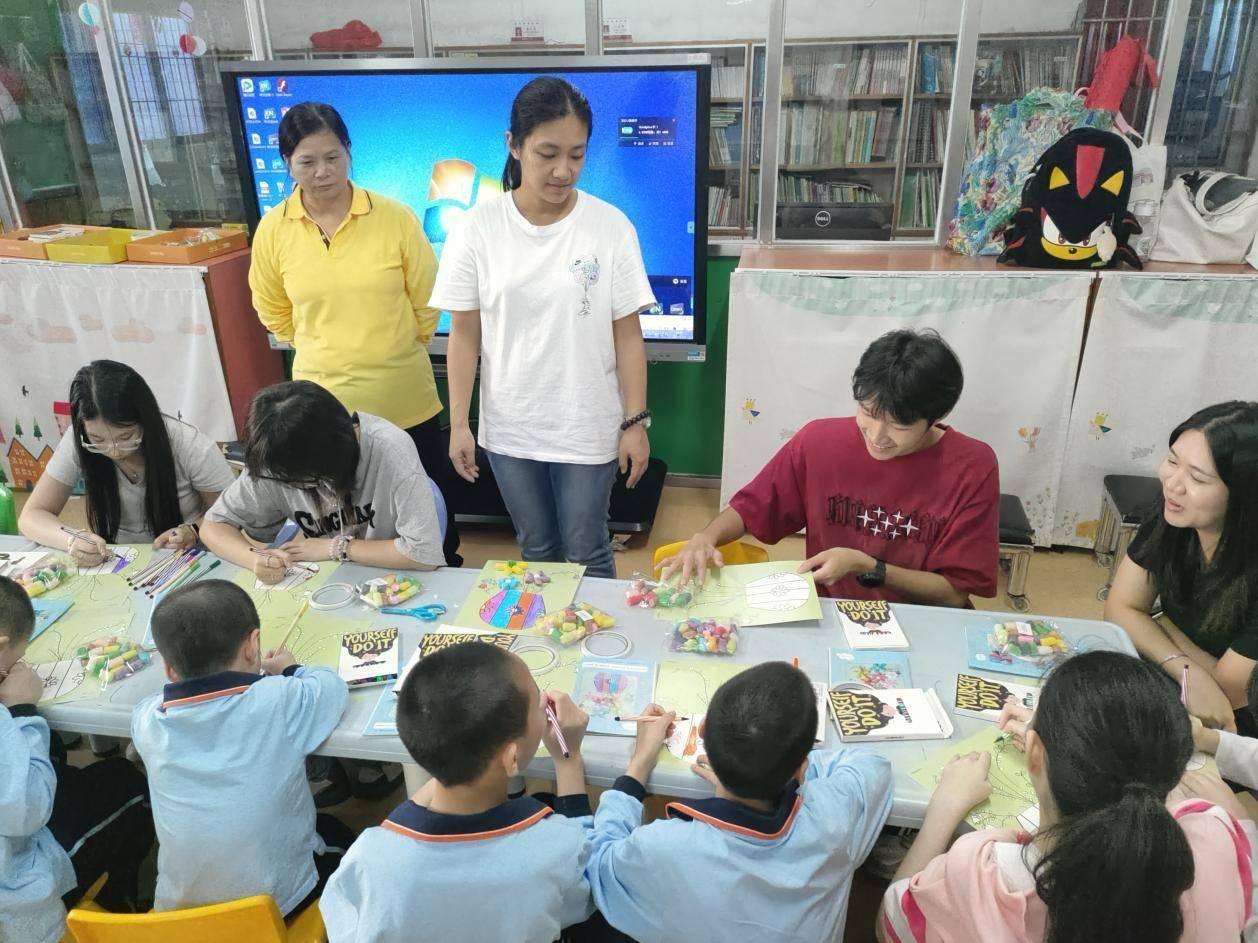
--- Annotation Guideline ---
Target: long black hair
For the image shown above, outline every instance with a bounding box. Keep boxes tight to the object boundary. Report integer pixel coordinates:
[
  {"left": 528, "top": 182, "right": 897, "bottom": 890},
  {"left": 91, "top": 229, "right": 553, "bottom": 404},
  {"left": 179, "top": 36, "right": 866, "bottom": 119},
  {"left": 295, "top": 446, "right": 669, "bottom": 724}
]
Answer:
[
  {"left": 277, "top": 101, "right": 351, "bottom": 162},
  {"left": 69, "top": 360, "right": 182, "bottom": 542},
  {"left": 1138, "top": 401, "right": 1258, "bottom": 641},
  {"left": 244, "top": 381, "right": 359, "bottom": 498},
  {"left": 1031, "top": 651, "right": 1194, "bottom": 943},
  {"left": 501, "top": 76, "right": 593, "bottom": 191}
]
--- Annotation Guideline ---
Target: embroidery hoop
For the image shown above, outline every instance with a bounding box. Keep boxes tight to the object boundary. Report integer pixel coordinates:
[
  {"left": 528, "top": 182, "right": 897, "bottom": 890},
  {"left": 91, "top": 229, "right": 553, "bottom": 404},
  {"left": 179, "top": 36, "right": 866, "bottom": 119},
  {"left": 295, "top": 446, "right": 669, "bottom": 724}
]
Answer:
[
  {"left": 308, "top": 582, "right": 356, "bottom": 610},
  {"left": 513, "top": 644, "right": 558, "bottom": 676},
  {"left": 580, "top": 631, "right": 631, "bottom": 659}
]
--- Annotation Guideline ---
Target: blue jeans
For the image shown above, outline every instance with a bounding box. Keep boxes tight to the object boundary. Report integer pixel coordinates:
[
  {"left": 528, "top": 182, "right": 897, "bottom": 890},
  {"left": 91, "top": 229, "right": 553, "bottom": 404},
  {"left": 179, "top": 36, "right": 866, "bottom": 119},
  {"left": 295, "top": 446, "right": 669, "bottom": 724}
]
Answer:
[{"left": 487, "top": 452, "right": 618, "bottom": 579}]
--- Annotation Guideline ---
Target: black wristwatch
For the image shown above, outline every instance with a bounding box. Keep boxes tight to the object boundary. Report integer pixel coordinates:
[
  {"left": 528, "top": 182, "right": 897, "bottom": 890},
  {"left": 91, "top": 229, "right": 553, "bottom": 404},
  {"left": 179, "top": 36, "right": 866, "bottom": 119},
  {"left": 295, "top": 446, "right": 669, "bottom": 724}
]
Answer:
[
  {"left": 620, "top": 409, "right": 652, "bottom": 432},
  {"left": 856, "top": 558, "right": 886, "bottom": 588}
]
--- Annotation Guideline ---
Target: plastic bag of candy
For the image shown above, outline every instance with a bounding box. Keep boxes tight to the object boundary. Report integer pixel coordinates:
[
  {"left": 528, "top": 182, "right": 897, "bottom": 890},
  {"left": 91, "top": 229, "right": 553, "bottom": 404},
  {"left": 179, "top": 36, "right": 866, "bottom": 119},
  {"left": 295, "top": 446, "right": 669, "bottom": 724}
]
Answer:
[
  {"left": 668, "top": 617, "right": 739, "bottom": 655},
  {"left": 358, "top": 574, "right": 422, "bottom": 608},
  {"left": 541, "top": 602, "right": 615, "bottom": 646},
  {"left": 625, "top": 574, "right": 693, "bottom": 609},
  {"left": 13, "top": 554, "right": 71, "bottom": 597}
]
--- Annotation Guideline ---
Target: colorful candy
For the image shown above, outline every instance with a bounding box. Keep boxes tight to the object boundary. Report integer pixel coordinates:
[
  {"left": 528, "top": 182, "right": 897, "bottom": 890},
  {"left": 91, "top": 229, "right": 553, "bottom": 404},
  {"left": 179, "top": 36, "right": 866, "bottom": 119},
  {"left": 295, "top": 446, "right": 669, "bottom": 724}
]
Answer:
[
  {"left": 987, "top": 620, "right": 1070, "bottom": 662},
  {"left": 625, "top": 578, "right": 693, "bottom": 609},
  {"left": 524, "top": 570, "right": 550, "bottom": 587},
  {"left": 495, "top": 560, "right": 528, "bottom": 576},
  {"left": 14, "top": 557, "right": 70, "bottom": 597},
  {"left": 541, "top": 603, "right": 616, "bottom": 646},
  {"left": 668, "top": 618, "right": 739, "bottom": 656},
  {"left": 73, "top": 635, "right": 150, "bottom": 683},
  {"left": 359, "top": 574, "right": 422, "bottom": 609}
]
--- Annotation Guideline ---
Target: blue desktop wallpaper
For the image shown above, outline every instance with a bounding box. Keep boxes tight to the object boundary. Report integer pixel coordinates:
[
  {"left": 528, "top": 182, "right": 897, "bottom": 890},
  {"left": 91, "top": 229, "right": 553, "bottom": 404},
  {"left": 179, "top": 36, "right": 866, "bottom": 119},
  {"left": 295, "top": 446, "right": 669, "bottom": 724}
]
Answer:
[{"left": 233, "top": 69, "right": 700, "bottom": 339}]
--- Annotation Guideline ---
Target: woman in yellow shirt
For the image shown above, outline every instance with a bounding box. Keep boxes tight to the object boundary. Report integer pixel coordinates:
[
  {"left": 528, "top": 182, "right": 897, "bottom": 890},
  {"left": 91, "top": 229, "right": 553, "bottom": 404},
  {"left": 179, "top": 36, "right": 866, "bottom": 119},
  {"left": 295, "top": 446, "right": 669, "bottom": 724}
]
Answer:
[{"left": 249, "top": 102, "right": 459, "bottom": 565}]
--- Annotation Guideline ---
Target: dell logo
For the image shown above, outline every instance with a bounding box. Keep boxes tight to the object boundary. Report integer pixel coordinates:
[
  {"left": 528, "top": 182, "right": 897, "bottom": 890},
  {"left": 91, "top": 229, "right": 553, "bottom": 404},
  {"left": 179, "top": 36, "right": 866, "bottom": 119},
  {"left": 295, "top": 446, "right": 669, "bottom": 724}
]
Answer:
[{"left": 814, "top": 210, "right": 832, "bottom": 227}]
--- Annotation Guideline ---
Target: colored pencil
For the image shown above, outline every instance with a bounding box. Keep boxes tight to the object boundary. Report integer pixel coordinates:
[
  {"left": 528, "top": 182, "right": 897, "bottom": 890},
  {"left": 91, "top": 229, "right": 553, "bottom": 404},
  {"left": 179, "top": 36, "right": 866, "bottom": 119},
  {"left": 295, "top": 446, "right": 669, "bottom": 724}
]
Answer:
[
  {"left": 128, "top": 549, "right": 178, "bottom": 585},
  {"left": 133, "top": 549, "right": 189, "bottom": 588},
  {"left": 1180, "top": 663, "right": 1189, "bottom": 706},
  {"left": 147, "top": 550, "right": 203, "bottom": 597},
  {"left": 275, "top": 598, "right": 310, "bottom": 653},
  {"left": 146, "top": 550, "right": 197, "bottom": 593},
  {"left": 615, "top": 714, "right": 690, "bottom": 723},
  {"left": 183, "top": 559, "right": 220, "bottom": 586},
  {"left": 165, "top": 561, "right": 201, "bottom": 594},
  {"left": 545, "top": 697, "right": 570, "bottom": 759}
]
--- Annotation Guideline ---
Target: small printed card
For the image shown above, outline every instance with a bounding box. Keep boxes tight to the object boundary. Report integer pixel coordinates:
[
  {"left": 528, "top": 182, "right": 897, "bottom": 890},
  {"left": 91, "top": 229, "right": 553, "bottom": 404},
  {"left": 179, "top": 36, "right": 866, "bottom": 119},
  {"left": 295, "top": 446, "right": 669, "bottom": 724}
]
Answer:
[
  {"left": 573, "top": 659, "right": 655, "bottom": 737},
  {"left": 664, "top": 714, "right": 706, "bottom": 765},
  {"left": 828, "top": 648, "right": 912, "bottom": 690},
  {"left": 362, "top": 685, "right": 399, "bottom": 737},
  {"left": 31, "top": 599, "right": 73, "bottom": 641},
  {"left": 828, "top": 687, "right": 953, "bottom": 742},
  {"left": 835, "top": 600, "right": 909, "bottom": 650},
  {"left": 812, "top": 681, "right": 827, "bottom": 743},
  {"left": 338, "top": 627, "right": 400, "bottom": 687},
  {"left": 952, "top": 673, "right": 1040, "bottom": 723}
]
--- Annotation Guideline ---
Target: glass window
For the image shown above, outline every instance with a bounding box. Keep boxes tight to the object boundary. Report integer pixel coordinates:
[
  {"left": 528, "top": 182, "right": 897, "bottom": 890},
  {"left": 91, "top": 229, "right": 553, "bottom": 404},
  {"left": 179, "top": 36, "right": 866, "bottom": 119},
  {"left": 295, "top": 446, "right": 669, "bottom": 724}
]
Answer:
[
  {"left": 604, "top": 0, "right": 768, "bottom": 238},
  {"left": 1164, "top": 0, "right": 1257, "bottom": 178},
  {"left": 0, "top": 0, "right": 138, "bottom": 226},
  {"left": 267, "top": 0, "right": 416, "bottom": 59},
  {"left": 768, "top": 1, "right": 964, "bottom": 241},
  {"left": 107, "top": 0, "right": 250, "bottom": 227},
  {"left": 429, "top": 0, "right": 584, "bottom": 57}
]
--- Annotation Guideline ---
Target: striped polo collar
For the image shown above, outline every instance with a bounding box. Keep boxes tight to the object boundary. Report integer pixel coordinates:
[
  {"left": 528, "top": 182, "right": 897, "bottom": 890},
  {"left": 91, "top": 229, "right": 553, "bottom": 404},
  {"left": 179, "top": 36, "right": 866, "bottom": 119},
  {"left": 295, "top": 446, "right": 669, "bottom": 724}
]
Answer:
[
  {"left": 665, "top": 781, "right": 803, "bottom": 839},
  {"left": 382, "top": 796, "right": 553, "bottom": 843},
  {"left": 160, "top": 670, "right": 263, "bottom": 711}
]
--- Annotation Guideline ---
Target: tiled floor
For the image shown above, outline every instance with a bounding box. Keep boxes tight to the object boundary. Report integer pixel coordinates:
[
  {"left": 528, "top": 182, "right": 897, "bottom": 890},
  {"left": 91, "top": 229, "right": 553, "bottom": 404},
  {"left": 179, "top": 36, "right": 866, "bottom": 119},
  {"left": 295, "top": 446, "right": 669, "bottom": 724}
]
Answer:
[{"left": 25, "top": 486, "right": 1110, "bottom": 939}]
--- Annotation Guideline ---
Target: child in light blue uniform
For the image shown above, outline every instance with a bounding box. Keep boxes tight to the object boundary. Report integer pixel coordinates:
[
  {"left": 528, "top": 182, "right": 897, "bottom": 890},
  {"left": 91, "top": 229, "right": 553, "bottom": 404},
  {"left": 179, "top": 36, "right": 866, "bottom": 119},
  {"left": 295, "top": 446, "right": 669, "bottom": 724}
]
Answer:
[
  {"left": 0, "top": 576, "right": 153, "bottom": 942},
  {"left": 0, "top": 670, "right": 74, "bottom": 943},
  {"left": 132, "top": 579, "right": 350, "bottom": 915},
  {"left": 321, "top": 642, "right": 595, "bottom": 943},
  {"left": 587, "top": 661, "right": 893, "bottom": 943}
]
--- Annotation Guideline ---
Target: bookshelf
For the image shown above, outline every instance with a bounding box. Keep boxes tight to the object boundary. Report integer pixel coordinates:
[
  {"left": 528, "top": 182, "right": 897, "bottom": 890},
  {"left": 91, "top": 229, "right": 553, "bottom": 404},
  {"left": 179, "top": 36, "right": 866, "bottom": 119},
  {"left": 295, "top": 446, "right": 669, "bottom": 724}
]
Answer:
[
  {"left": 609, "top": 31, "right": 1081, "bottom": 240},
  {"left": 896, "top": 34, "right": 1082, "bottom": 234}
]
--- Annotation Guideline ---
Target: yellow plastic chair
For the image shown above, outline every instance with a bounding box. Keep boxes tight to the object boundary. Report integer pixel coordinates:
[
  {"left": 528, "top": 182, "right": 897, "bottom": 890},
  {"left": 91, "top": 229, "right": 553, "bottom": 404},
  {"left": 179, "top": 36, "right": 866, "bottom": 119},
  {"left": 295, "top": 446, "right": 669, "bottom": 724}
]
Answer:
[
  {"left": 66, "top": 894, "right": 326, "bottom": 943},
  {"left": 652, "top": 539, "right": 768, "bottom": 572}
]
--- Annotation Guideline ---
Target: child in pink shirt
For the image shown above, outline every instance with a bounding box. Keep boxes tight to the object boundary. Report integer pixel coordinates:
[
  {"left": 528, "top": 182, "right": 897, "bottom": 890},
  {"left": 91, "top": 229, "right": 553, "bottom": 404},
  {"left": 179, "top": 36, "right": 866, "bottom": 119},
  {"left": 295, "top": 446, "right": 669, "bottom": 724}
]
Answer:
[{"left": 878, "top": 651, "right": 1254, "bottom": 943}]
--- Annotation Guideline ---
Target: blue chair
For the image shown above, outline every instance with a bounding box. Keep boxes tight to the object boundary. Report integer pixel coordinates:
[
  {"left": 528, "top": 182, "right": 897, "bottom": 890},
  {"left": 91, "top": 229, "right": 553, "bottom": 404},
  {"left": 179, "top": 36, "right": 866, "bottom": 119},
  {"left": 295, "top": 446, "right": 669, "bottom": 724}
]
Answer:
[{"left": 429, "top": 477, "right": 448, "bottom": 540}]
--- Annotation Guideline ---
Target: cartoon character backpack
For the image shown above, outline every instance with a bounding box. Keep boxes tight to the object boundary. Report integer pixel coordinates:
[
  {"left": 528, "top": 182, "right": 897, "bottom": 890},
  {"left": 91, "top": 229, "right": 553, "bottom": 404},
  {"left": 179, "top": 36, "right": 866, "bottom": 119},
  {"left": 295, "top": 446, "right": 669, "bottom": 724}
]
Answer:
[{"left": 998, "top": 127, "right": 1143, "bottom": 270}]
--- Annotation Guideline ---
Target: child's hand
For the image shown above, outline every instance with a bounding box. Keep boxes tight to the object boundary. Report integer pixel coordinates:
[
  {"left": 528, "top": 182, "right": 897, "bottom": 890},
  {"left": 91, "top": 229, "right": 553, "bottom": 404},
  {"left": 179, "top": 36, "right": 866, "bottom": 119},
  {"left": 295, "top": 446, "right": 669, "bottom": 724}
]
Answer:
[
  {"left": 934, "top": 751, "right": 992, "bottom": 816},
  {"left": 262, "top": 647, "right": 297, "bottom": 675},
  {"left": 1170, "top": 769, "right": 1249, "bottom": 822},
  {"left": 625, "top": 703, "right": 676, "bottom": 784},
  {"left": 542, "top": 691, "right": 588, "bottom": 760},
  {"left": 252, "top": 549, "right": 291, "bottom": 584},
  {"left": 0, "top": 662, "right": 44, "bottom": 707},
  {"left": 1190, "top": 715, "right": 1221, "bottom": 755},
  {"left": 692, "top": 754, "right": 719, "bottom": 787},
  {"left": 997, "top": 698, "right": 1033, "bottom": 751}
]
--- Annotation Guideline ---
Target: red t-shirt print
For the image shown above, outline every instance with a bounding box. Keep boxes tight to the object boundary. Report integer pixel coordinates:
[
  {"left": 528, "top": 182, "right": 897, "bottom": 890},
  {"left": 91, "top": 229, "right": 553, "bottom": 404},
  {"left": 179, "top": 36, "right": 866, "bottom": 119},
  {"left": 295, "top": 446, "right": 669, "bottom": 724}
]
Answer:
[{"left": 728, "top": 417, "right": 1000, "bottom": 604}]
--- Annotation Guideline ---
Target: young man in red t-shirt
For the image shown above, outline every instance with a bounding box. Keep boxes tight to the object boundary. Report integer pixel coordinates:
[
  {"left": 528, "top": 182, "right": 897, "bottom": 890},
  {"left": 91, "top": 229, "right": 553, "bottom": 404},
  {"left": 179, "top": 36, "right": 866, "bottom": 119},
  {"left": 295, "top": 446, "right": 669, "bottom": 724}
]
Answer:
[{"left": 663, "top": 330, "right": 999, "bottom": 607}]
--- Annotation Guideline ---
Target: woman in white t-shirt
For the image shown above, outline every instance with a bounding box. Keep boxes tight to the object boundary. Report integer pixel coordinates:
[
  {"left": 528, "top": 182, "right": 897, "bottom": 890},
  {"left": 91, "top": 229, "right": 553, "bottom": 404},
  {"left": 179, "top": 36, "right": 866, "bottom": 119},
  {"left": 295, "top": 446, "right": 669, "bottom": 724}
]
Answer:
[
  {"left": 18, "top": 360, "right": 233, "bottom": 567},
  {"left": 431, "top": 76, "right": 656, "bottom": 579}
]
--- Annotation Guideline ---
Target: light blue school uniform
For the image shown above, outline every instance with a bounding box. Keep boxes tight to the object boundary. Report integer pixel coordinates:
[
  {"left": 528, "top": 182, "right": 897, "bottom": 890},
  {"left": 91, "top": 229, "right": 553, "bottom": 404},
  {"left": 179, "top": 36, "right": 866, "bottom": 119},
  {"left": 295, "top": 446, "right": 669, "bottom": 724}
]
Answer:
[
  {"left": 131, "top": 666, "right": 348, "bottom": 914},
  {"left": 587, "top": 749, "right": 893, "bottom": 943},
  {"left": 321, "top": 794, "right": 595, "bottom": 943},
  {"left": 0, "top": 704, "right": 75, "bottom": 943}
]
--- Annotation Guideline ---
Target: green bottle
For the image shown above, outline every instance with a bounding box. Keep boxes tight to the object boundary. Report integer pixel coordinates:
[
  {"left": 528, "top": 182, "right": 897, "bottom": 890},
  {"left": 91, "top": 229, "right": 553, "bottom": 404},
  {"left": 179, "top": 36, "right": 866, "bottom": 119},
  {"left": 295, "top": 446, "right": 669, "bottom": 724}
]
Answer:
[{"left": 0, "top": 483, "right": 15, "bottom": 536}]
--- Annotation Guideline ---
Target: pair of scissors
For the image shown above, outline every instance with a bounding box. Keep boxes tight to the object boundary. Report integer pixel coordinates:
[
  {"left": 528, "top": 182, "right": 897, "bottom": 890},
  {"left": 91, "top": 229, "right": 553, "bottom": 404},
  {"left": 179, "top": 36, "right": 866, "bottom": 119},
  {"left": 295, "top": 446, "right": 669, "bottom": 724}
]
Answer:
[{"left": 380, "top": 602, "right": 447, "bottom": 621}]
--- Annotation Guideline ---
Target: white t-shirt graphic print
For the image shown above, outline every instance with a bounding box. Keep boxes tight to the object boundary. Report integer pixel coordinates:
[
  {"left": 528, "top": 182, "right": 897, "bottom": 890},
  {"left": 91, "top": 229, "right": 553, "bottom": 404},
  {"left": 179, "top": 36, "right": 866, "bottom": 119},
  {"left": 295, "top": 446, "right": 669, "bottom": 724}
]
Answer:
[{"left": 429, "top": 190, "right": 656, "bottom": 464}]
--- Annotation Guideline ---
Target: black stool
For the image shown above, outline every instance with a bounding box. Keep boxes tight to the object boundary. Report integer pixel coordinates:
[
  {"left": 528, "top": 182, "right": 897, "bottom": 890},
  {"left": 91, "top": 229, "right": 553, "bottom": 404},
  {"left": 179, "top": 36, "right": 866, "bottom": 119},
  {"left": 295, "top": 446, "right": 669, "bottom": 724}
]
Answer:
[
  {"left": 1094, "top": 474, "right": 1161, "bottom": 600},
  {"left": 998, "top": 493, "right": 1034, "bottom": 613}
]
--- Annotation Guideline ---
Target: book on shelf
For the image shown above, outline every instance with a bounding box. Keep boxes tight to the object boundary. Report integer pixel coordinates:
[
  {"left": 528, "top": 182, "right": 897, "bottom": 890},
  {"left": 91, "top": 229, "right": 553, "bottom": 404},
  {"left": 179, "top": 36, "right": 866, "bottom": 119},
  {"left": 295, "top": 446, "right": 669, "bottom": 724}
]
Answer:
[
  {"left": 776, "top": 175, "right": 882, "bottom": 204},
  {"left": 907, "top": 101, "right": 949, "bottom": 164},
  {"left": 712, "top": 64, "right": 746, "bottom": 99},
  {"left": 776, "top": 103, "right": 899, "bottom": 166},
  {"left": 918, "top": 44, "right": 956, "bottom": 94},
  {"left": 709, "top": 108, "right": 742, "bottom": 165},
  {"left": 708, "top": 186, "right": 740, "bottom": 227},
  {"left": 899, "top": 168, "right": 940, "bottom": 230},
  {"left": 973, "top": 39, "right": 1075, "bottom": 100},
  {"left": 779, "top": 44, "right": 908, "bottom": 99}
]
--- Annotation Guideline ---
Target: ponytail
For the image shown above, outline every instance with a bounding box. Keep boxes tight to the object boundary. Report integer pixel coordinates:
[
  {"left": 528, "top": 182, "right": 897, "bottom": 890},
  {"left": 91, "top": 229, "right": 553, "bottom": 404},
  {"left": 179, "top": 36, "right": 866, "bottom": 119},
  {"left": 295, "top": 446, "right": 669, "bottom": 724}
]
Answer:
[
  {"left": 1030, "top": 651, "right": 1195, "bottom": 943},
  {"left": 501, "top": 76, "right": 593, "bottom": 192}
]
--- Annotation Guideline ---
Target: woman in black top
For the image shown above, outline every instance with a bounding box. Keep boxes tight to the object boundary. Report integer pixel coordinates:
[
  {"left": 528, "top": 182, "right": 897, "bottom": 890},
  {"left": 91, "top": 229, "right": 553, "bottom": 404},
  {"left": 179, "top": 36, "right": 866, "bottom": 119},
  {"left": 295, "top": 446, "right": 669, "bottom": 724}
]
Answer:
[{"left": 1105, "top": 401, "right": 1258, "bottom": 733}]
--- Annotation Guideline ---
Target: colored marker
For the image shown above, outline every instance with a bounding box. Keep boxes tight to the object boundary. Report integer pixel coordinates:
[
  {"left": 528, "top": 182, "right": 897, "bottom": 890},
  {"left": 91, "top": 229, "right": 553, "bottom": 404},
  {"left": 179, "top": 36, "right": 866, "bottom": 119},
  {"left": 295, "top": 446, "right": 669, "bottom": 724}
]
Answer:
[
  {"left": 615, "top": 714, "right": 689, "bottom": 723},
  {"left": 275, "top": 598, "right": 310, "bottom": 653},
  {"left": 1180, "top": 663, "right": 1189, "bottom": 706},
  {"left": 545, "top": 696, "right": 570, "bottom": 758}
]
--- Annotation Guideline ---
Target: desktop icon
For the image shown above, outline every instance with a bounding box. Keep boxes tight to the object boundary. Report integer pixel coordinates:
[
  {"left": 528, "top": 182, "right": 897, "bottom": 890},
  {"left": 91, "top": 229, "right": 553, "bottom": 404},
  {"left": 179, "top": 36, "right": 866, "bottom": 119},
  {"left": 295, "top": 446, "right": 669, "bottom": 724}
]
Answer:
[
  {"left": 250, "top": 132, "right": 261, "bottom": 145},
  {"left": 246, "top": 107, "right": 257, "bottom": 120},
  {"left": 271, "top": 158, "right": 285, "bottom": 171},
  {"left": 255, "top": 157, "right": 265, "bottom": 170},
  {"left": 276, "top": 78, "right": 289, "bottom": 93},
  {"left": 240, "top": 78, "right": 254, "bottom": 94},
  {"left": 258, "top": 79, "right": 272, "bottom": 94},
  {"left": 280, "top": 106, "right": 290, "bottom": 116},
  {"left": 263, "top": 108, "right": 277, "bottom": 121}
]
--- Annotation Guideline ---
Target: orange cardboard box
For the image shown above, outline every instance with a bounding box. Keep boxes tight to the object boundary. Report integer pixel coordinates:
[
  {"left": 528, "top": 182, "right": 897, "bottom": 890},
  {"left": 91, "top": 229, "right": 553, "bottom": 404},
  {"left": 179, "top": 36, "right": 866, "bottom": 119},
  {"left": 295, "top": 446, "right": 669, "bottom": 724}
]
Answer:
[
  {"left": 0, "top": 225, "right": 106, "bottom": 260},
  {"left": 126, "top": 228, "right": 248, "bottom": 264}
]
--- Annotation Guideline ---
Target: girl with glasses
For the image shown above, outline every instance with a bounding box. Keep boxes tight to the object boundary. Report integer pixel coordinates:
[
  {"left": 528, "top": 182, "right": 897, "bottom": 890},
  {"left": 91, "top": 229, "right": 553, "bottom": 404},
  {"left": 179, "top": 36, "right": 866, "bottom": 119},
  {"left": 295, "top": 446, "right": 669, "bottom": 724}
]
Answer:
[{"left": 18, "top": 360, "right": 233, "bottom": 567}]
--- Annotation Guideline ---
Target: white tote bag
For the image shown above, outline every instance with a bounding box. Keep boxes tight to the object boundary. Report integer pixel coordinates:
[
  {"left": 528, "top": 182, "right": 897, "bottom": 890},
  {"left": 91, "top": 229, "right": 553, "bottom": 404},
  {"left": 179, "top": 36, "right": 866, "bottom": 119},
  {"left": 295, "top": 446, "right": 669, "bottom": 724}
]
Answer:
[
  {"left": 1118, "top": 123, "right": 1167, "bottom": 262},
  {"left": 1152, "top": 172, "right": 1258, "bottom": 264}
]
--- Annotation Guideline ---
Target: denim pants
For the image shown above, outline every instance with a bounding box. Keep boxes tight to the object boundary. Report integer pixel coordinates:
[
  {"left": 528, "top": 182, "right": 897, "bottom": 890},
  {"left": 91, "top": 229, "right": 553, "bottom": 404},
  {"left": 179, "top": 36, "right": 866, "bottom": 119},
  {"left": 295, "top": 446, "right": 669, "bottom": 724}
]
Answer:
[{"left": 487, "top": 452, "right": 618, "bottom": 579}]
